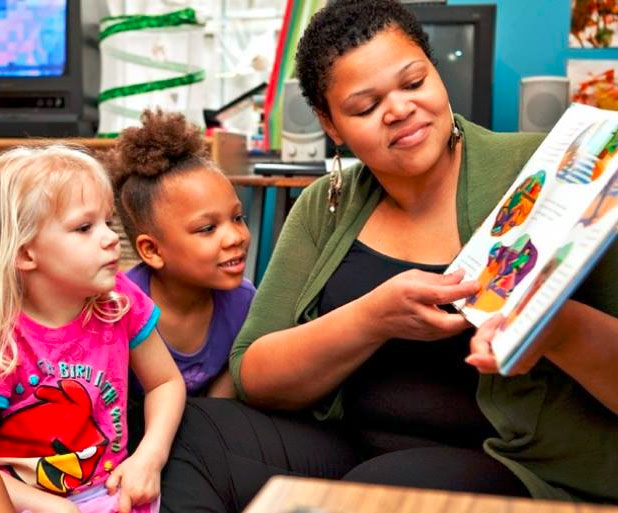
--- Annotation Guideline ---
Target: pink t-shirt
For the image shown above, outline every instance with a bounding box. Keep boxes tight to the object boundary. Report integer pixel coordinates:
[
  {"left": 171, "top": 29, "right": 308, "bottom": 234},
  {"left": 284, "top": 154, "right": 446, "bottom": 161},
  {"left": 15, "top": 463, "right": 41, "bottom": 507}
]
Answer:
[{"left": 0, "top": 272, "right": 159, "bottom": 496}]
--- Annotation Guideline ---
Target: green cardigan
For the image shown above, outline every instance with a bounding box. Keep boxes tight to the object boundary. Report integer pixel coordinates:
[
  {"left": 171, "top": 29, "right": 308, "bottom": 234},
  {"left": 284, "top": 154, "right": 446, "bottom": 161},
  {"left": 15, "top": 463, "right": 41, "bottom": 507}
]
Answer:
[{"left": 231, "top": 116, "right": 618, "bottom": 502}]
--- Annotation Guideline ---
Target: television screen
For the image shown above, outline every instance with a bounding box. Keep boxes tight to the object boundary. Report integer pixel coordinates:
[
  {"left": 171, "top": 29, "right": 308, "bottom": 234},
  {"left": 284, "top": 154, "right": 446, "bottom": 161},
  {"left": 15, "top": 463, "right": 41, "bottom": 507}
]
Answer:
[
  {"left": 0, "top": 0, "right": 67, "bottom": 77},
  {"left": 424, "top": 23, "right": 475, "bottom": 121},
  {"left": 411, "top": 4, "right": 495, "bottom": 129}
]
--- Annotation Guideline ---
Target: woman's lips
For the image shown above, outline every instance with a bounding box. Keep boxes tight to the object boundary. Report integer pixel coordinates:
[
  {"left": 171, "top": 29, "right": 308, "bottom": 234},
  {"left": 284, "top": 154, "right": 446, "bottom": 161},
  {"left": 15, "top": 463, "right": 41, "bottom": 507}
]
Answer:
[{"left": 389, "top": 123, "right": 431, "bottom": 148}]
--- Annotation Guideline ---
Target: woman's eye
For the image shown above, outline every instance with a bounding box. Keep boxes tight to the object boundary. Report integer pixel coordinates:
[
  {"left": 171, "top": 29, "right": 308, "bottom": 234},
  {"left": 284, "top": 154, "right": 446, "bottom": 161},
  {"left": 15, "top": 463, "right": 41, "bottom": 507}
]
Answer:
[
  {"left": 105, "top": 219, "right": 114, "bottom": 228},
  {"left": 75, "top": 223, "right": 92, "bottom": 233},
  {"left": 356, "top": 104, "right": 377, "bottom": 117},
  {"left": 234, "top": 214, "right": 247, "bottom": 224},
  {"left": 405, "top": 78, "right": 425, "bottom": 90},
  {"left": 198, "top": 225, "right": 216, "bottom": 234}
]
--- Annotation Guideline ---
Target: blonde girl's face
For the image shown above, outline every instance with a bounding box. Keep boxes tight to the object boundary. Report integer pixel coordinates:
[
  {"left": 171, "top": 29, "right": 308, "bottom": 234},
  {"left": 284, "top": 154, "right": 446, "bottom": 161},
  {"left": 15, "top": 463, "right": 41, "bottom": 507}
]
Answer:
[
  {"left": 23, "top": 177, "right": 120, "bottom": 300},
  {"left": 151, "top": 167, "right": 251, "bottom": 290}
]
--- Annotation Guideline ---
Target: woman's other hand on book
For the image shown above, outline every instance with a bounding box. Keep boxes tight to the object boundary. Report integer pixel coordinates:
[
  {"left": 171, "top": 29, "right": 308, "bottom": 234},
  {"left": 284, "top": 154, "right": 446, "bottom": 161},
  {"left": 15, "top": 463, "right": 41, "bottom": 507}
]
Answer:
[
  {"left": 466, "top": 314, "right": 547, "bottom": 374},
  {"left": 469, "top": 301, "right": 618, "bottom": 414},
  {"left": 466, "top": 314, "right": 503, "bottom": 373}
]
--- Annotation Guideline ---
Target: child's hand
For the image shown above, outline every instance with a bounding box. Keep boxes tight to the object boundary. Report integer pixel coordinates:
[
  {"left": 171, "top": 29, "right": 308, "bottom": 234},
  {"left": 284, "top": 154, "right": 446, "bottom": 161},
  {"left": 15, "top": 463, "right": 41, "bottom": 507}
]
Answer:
[
  {"left": 105, "top": 451, "right": 161, "bottom": 513},
  {"left": 465, "top": 314, "right": 503, "bottom": 374}
]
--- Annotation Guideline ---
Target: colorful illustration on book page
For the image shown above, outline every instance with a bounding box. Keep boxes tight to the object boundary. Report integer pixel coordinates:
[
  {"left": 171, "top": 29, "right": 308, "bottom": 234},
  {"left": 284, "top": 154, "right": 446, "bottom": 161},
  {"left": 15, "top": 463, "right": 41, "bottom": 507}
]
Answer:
[
  {"left": 466, "top": 234, "right": 538, "bottom": 312},
  {"left": 491, "top": 170, "right": 546, "bottom": 236},
  {"left": 580, "top": 171, "right": 618, "bottom": 226},
  {"left": 502, "top": 242, "right": 573, "bottom": 329},
  {"left": 556, "top": 119, "right": 618, "bottom": 184}
]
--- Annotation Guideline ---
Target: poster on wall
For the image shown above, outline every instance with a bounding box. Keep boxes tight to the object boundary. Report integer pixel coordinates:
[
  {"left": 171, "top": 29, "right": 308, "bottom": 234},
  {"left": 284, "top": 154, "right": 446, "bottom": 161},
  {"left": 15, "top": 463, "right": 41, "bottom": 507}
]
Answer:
[
  {"left": 567, "top": 59, "right": 618, "bottom": 110},
  {"left": 570, "top": 0, "right": 618, "bottom": 48}
]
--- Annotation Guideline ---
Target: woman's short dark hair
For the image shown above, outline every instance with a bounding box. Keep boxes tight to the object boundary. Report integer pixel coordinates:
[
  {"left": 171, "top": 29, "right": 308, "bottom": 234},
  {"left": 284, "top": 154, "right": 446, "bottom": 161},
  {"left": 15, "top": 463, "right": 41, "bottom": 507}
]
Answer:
[{"left": 296, "top": 0, "right": 432, "bottom": 117}]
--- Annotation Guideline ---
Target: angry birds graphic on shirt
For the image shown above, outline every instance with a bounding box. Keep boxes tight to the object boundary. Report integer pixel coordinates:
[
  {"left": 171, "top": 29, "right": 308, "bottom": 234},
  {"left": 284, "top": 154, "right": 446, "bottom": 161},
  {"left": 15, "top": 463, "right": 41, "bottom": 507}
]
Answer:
[{"left": 0, "top": 379, "right": 108, "bottom": 494}]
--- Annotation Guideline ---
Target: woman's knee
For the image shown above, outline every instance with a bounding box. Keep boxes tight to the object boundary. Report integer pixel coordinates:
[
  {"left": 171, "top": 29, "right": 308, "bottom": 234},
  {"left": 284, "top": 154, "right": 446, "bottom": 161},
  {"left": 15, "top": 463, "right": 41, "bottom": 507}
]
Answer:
[{"left": 342, "top": 446, "right": 529, "bottom": 497}]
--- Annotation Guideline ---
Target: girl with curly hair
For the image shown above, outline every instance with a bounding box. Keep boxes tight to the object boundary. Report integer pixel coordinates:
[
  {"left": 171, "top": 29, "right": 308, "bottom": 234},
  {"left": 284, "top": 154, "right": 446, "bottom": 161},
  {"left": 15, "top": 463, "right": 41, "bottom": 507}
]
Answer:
[{"left": 104, "top": 109, "right": 255, "bottom": 399}]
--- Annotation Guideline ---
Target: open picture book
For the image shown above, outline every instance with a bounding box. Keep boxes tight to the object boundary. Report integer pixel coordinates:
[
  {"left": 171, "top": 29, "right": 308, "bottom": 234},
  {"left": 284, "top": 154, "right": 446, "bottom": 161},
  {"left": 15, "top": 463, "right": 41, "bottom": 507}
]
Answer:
[{"left": 446, "top": 103, "right": 618, "bottom": 375}]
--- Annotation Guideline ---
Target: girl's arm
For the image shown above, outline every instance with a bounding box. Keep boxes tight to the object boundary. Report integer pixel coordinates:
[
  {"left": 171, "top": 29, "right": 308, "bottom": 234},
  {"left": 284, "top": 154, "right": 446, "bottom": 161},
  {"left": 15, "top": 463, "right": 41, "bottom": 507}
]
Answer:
[
  {"left": 105, "top": 331, "right": 185, "bottom": 513},
  {"left": 0, "top": 477, "right": 13, "bottom": 513},
  {"left": 129, "top": 330, "right": 185, "bottom": 469},
  {"left": 1, "top": 473, "right": 77, "bottom": 513},
  {"left": 468, "top": 300, "right": 618, "bottom": 415}
]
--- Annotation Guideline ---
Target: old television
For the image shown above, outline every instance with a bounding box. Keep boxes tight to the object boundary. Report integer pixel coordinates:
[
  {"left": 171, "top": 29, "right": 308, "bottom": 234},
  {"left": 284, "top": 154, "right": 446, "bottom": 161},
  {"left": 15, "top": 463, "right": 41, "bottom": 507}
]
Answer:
[
  {"left": 0, "top": 0, "right": 85, "bottom": 136},
  {"left": 411, "top": 3, "right": 496, "bottom": 129}
]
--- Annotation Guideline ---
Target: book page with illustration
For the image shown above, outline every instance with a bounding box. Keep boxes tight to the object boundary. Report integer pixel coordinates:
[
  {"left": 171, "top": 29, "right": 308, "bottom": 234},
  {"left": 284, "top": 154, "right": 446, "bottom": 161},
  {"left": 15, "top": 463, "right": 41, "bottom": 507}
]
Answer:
[{"left": 447, "top": 103, "right": 618, "bottom": 374}]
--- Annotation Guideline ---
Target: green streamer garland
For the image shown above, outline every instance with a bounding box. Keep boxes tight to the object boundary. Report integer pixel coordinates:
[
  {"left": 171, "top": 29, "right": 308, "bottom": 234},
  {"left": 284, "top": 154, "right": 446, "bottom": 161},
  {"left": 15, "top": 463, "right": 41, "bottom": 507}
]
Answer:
[
  {"left": 97, "top": 5, "right": 206, "bottom": 127},
  {"left": 98, "top": 70, "right": 205, "bottom": 104},
  {"left": 99, "top": 8, "right": 200, "bottom": 42}
]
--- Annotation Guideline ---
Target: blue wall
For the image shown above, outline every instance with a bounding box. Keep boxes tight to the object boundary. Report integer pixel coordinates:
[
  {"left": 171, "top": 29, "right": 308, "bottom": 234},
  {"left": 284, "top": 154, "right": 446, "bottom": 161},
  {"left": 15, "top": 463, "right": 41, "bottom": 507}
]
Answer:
[{"left": 448, "top": 0, "right": 618, "bottom": 132}]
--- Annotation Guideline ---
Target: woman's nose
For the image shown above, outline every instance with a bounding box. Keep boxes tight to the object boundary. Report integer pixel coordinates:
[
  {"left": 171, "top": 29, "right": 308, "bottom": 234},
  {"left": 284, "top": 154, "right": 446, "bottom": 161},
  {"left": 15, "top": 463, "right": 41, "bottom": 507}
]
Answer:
[{"left": 383, "top": 91, "right": 416, "bottom": 125}]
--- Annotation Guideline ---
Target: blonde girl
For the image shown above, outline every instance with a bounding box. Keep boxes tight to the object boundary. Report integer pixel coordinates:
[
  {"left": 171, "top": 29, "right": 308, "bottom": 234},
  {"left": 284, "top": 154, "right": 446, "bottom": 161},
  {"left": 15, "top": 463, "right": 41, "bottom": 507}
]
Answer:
[{"left": 0, "top": 145, "right": 185, "bottom": 513}]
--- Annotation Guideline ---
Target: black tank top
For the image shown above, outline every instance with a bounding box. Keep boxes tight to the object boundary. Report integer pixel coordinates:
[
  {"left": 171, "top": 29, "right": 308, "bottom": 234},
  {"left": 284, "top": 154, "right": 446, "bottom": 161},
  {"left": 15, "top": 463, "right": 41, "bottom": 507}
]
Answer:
[{"left": 318, "top": 239, "right": 497, "bottom": 456}]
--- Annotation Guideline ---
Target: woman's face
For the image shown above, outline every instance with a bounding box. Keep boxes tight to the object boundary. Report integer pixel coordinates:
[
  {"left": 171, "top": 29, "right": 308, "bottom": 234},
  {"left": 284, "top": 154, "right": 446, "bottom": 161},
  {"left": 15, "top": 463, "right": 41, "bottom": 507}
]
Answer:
[{"left": 320, "top": 26, "right": 452, "bottom": 179}]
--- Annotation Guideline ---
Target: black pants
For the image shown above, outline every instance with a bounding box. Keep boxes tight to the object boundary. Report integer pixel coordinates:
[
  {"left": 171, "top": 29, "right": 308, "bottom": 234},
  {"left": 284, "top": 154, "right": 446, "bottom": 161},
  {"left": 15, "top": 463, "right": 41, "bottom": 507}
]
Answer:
[{"left": 160, "top": 398, "right": 529, "bottom": 513}]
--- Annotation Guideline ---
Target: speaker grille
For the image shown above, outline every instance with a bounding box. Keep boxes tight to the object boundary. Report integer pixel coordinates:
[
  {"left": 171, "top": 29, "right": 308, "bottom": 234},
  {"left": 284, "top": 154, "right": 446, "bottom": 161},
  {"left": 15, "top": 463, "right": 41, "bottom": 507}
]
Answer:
[
  {"left": 519, "top": 76, "right": 570, "bottom": 132},
  {"left": 283, "top": 79, "right": 322, "bottom": 135},
  {"left": 287, "top": 94, "right": 317, "bottom": 129},
  {"left": 527, "top": 92, "right": 564, "bottom": 131}
]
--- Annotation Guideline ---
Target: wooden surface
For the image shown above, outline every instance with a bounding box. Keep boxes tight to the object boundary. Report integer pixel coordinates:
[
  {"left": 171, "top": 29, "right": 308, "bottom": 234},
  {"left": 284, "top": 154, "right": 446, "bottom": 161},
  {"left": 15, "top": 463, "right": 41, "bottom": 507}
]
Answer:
[
  {"left": 231, "top": 174, "right": 318, "bottom": 187},
  {"left": 0, "top": 138, "right": 318, "bottom": 187},
  {"left": 0, "top": 137, "right": 121, "bottom": 150},
  {"left": 0, "top": 136, "right": 320, "bottom": 188},
  {"left": 211, "top": 130, "right": 249, "bottom": 175},
  {"left": 0, "top": 132, "right": 245, "bottom": 163},
  {"left": 243, "top": 476, "right": 618, "bottom": 513}
]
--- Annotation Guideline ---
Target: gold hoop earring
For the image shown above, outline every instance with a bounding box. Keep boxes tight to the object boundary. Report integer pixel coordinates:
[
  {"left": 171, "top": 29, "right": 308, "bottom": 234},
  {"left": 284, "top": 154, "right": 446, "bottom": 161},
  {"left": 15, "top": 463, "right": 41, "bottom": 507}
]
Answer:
[
  {"left": 448, "top": 103, "right": 461, "bottom": 151},
  {"left": 328, "top": 150, "right": 343, "bottom": 213}
]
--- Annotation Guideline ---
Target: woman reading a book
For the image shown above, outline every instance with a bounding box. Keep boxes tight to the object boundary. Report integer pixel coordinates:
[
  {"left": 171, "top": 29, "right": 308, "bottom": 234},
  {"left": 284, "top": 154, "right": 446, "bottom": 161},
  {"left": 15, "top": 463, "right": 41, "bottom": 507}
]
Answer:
[{"left": 161, "top": 1, "right": 618, "bottom": 511}]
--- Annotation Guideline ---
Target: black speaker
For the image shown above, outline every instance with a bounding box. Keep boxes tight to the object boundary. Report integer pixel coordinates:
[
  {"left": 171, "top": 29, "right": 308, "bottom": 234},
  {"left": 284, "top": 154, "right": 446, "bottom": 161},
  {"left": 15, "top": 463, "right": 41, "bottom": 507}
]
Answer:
[
  {"left": 519, "top": 76, "right": 570, "bottom": 132},
  {"left": 281, "top": 78, "right": 325, "bottom": 162}
]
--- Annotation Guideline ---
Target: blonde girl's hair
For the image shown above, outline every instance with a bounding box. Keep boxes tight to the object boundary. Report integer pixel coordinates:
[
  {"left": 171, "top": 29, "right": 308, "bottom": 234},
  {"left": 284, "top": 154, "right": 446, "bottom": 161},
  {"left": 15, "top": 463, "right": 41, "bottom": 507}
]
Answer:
[{"left": 0, "top": 144, "right": 130, "bottom": 379}]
